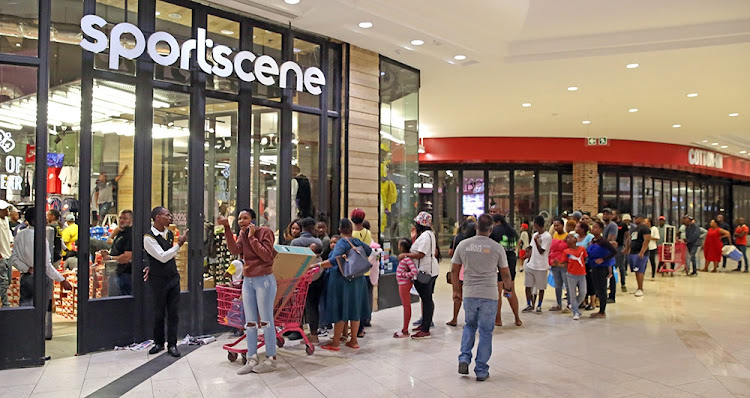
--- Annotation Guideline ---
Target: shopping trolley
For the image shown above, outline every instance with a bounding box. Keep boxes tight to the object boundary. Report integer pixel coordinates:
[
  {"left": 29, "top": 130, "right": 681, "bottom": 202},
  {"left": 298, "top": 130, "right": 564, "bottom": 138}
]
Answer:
[
  {"left": 658, "top": 242, "right": 687, "bottom": 276},
  {"left": 217, "top": 267, "right": 319, "bottom": 364}
]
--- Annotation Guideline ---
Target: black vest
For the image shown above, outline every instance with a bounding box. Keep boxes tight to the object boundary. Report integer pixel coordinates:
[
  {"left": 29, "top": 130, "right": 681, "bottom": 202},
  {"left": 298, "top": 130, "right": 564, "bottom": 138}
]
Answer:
[{"left": 145, "top": 230, "right": 179, "bottom": 278}]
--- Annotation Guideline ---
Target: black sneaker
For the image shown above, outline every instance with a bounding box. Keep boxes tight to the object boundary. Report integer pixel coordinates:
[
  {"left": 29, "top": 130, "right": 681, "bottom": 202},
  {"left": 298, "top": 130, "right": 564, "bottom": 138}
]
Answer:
[
  {"left": 458, "top": 362, "right": 469, "bottom": 375},
  {"left": 607, "top": 298, "right": 615, "bottom": 304},
  {"left": 585, "top": 304, "right": 595, "bottom": 311},
  {"left": 522, "top": 305, "right": 534, "bottom": 313},
  {"left": 621, "top": 285, "right": 627, "bottom": 292},
  {"left": 476, "top": 374, "right": 489, "bottom": 382}
]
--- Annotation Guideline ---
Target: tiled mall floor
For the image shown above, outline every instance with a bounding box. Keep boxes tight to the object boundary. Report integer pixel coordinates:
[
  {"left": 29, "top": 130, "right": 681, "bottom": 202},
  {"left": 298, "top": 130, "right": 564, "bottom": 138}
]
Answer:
[{"left": 2, "top": 263, "right": 750, "bottom": 398}]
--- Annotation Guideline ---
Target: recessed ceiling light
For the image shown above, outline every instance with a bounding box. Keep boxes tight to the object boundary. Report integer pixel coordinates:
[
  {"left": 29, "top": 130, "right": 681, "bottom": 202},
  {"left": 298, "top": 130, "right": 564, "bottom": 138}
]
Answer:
[
  {"left": 358, "top": 22, "right": 373, "bottom": 29},
  {"left": 380, "top": 71, "right": 385, "bottom": 76},
  {"left": 521, "top": 103, "right": 531, "bottom": 107},
  {"left": 582, "top": 121, "right": 591, "bottom": 125},
  {"left": 626, "top": 63, "right": 639, "bottom": 69},
  {"left": 15, "top": 43, "right": 20, "bottom": 47},
  {"left": 168, "top": 13, "right": 181, "bottom": 19},
  {"left": 687, "top": 93, "right": 698, "bottom": 98},
  {"left": 629, "top": 108, "right": 638, "bottom": 112},
  {"left": 672, "top": 124, "right": 681, "bottom": 128},
  {"left": 567, "top": 86, "right": 578, "bottom": 91},
  {"left": 741, "top": 151, "right": 747, "bottom": 154},
  {"left": 293, "top": 48, "right": 301, "bottom": 53},
  {"left": 155, "top": 11, "right": 161, "bottom": 16},
  {"left": 711, "top": 142, "right": 719, "bottom": 146},
  {"left": 720, "top": 145, "right": 728, "bottom": 149},
  {"left": 453, "top": 55, "right": 466, "bottom": 60},
  {"left": 729, "top": 113, "right": 739, "bottom": 117},
  {"left": 410, "top": 40, "right": 424, "bottom": 46},
  {"left": 220, "top": 30, "right": 234, "bottom": 35},
  {"left": 284, "top": 0, "right": 300, "bottom": 4},
  {"left": 701, "top": 140, "right": 708, "bottom": 143}
]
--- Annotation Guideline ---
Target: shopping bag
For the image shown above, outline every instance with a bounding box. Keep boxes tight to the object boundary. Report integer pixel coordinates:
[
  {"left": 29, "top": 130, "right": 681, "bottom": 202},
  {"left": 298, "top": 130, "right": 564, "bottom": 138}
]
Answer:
[
  {"left": 335, "top": 238, "right": 372, "bottom": 281},
  {"left": 612, "top": 267, "right": 619, "bottom": 284},
  {"left": 547, "top": 272, "right": 555, "bottom": 288},
  {"left": 225, "top": 298, "right": 245, "bottom": 329}
]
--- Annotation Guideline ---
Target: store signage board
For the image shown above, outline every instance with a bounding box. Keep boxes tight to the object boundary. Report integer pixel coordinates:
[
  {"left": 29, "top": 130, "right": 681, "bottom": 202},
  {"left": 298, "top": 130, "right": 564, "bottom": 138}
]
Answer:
[
  {"left": 688, "top": 148, "right": 723, "bottom": 169},
  {"left": 79, "top": 15, "right": 326, "bottom": 95},
  {"left": 0, "top": 129, "right": 23, "bottom": 191}
]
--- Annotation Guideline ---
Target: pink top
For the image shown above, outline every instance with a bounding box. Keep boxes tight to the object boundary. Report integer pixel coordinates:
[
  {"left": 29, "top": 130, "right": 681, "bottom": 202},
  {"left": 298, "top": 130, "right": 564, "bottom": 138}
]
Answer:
[{"left": 396, "top": 258, "right": 418, "bottom": 284}]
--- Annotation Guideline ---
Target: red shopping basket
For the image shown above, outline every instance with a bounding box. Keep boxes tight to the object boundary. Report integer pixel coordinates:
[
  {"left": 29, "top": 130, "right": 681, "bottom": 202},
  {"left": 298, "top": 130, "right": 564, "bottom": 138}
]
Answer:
[
  {"left": 658, "top": 242, "right": 687, "bottom": 275},
  {"left": 218, "top": 267, "right": 320, "bottom": 363}
]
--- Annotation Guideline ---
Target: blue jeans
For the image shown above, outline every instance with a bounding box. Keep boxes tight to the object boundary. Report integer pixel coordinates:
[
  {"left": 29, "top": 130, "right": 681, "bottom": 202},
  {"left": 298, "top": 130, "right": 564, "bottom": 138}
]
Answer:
[
  {"left": 242, "top": 274, "right": 277, "bottom": 357},
  {"left": 737, "top": 245, "right": 748, "bottom": 270},
  {"left": 566, "top": 273, "right": 586, "bottom": 316},
  {"left": 550, "top": 266, "right": 569, "bottom": 307},
  {"left": 459, "top": 297, "right": 498, "bottom": 378},
  {"left": 117, "top": 272, "right": 132, "bottom": 296},
  {"left": 687, "top": 245, "right": 699, "bottom": 273}
]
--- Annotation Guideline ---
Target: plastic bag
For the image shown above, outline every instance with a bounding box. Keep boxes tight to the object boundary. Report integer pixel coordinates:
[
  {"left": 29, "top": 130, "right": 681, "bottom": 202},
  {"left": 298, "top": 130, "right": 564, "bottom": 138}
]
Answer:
[{"left": 225, "top": 298, "right": 245, "bottom": 329}]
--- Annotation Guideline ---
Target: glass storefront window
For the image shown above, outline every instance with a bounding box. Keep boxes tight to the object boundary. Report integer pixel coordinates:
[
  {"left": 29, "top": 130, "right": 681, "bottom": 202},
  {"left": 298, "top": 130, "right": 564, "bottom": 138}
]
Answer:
[
  {"left": 632, "top": 176, "right": 643, "bottom": 216},
  {"left": 618, "top": 174, "right": 631, "bottom": 215},
  {"left": 207, "top": 15, "right": 240, "bottom": 94},
  {"left": 293, "top": 39, "right": 321, "bottom": 108},
  {"left": 253, "top": 29, "right": 282, "bottom": 101},
  {"left": 253, "top": 106, "right": 279, "bottom": 231},
  {"left": 539, "top": 171, "right": 558, "bottom": 220},
  {"left": 644, "top": 177, "right": 653, "bottom": 219},
  {"left": 488, "top": 171, "right": 510, "bottom": 217},
  {"left": 152, "top": 89, "right": 190, "bottom": 291},
  {"left": 601, "top": 172, "right": 616, "bottom": 211},
  {"left": 380, "top": 58, "right": 419, "bottom": 247},
  {"left": 735, "top": 186, "right": 750, "bottom": 225},
  {"left": 514, "top": 170, "right": 534, "bottom": 228},
  {"left": 0, "top": 0, "right": 39, "bottom": 56},
  {"left": 94, "top": 0, "right": 139, "bottom": 75},
  {"left": 679, "top": 181, "right": 687, "bottom": 219},
  {"left": 154, "top": 1, "right": 192, "bottom": 85},
  {"left": 462, "top": 170, "right": 484, "bottom": 218},
  {"left": 292, "top": 112, "right": 319, "bottom": 220},
  {"left": 435, "top": 170, "right": 458, "bottom": 250},
  {"left": 561, "top": 173, "right": 573, "bottom": 214},
  {"left": 654, "top": 179, "right": 663, "bottom": 220}
]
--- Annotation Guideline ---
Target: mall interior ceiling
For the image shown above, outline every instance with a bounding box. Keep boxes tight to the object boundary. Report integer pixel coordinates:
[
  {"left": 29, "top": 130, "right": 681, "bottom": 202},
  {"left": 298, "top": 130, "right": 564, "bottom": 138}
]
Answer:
[{"left": 208, "top": 0, "right": 749, "bottom": 156}]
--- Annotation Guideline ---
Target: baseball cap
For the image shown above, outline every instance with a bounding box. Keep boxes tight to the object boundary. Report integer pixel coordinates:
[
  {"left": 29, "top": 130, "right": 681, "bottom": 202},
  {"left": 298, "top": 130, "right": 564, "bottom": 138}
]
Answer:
[
  {"left": 622, "top": 213, "right": 632, "bottom": 221},
  {"left": 66, "top": 213, "right": 76, "bottom": 222},
  {"left": 658, "top": 216, "right": 666, "bottom": 220},
  {"left": 571, "top": 211, "right": 583, "bottom": 219},
  {"left": 0, "top": 200, "right": 11, "bottom": 210},
  {"left": 683, "top": 214, "right": 694, "bottom": 221},
  {"left": 602, "top": 208, "right": 613, "bottom": 214}
]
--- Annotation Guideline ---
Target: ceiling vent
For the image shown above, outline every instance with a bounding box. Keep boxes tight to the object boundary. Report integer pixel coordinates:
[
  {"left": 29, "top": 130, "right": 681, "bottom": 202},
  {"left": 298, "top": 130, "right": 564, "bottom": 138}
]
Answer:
[{"left": 230, "top": 0, "right": 300, "bottom": 20}]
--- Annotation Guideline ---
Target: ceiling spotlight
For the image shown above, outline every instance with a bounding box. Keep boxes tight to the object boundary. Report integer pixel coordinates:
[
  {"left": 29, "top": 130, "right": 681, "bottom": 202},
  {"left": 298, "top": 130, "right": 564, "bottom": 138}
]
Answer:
[
  {"left": 686, "top": 93, "right": 698, "bottom": 98},
  {"left": 711, "top": 142, "right": 719, "bottom": 146},
  {"left": 220, "top": 30, "right": 234, "bottom": 35},
  {"left": 701, "top": 140, "right": 708, "bottom": 143},
  {"left": 629, "top": 108, "right": 638, "bottom": 112},
  {"left": 741, "top": 151, "right": 747, "bottom": 154},
  {"left": 626, "top": 63, "right": 639, "bottom": 69},
  {"left": 582, "top": 120, "right": 591, "bottom": 125},
  {"left": 729, "top": 113, "right": 739, "bottom": 117},
  {"left": 293, "top": 48, "right": 301, "bottom": 53},
  {"left": 410, "top": 39, "right": 424, "bottom": 46},
  {"left": 284, "top": 0, "right": 300, "bottom": 4},
  {"left": 358, "top": 22, "right": 373, "bottom": 29},
  {"left": 521, "top": 103, "right": 531, "bottom": 107},
  {"left": 168, "top": 13, "right": 182, "bottom": 19},
  {"left": 720, "top": 145, "right": 728, "bottom": 149},
  {"left": 453, "top": 55, "right": 466, "bottom": 60},
  {"left": 672, "top": 124, "right": 681, "bottom": 128},
  {"left": 567, "top": 86, "right": 578, "bottom": 91},
  {"left": 155, "top": 11, "right": 161, "bottom": 16}
]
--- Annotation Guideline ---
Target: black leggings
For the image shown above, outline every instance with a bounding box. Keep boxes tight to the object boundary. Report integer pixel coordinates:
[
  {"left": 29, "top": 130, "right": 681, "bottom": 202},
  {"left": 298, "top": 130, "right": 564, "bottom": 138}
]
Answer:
[
  {"left": 414, "top": 276, "right": 437, "bottom": 332},
  {"left": 649, "top": 249, "right": 658, "bottom": 278},
  {"left": 591, "top": 266, "right": 610, "bottom": 314},
  {"left": 305, "top": 277, "right": 325, "bottom": 333}
]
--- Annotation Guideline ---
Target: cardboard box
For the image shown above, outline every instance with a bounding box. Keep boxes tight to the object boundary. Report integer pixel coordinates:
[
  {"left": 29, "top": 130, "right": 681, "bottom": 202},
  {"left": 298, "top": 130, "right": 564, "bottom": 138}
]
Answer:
[{"left": 272, "top": 245, "right": 316, "bottom": 311}]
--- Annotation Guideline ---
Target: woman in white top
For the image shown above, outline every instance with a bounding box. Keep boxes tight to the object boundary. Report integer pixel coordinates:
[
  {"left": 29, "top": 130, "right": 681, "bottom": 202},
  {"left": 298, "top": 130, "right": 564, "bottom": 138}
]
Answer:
[
  {"left": 398, "top": 212, "right": 440, "bottom": 340},
  {"left": 646, "top": 218, "right": 660, "bottom": 279}
]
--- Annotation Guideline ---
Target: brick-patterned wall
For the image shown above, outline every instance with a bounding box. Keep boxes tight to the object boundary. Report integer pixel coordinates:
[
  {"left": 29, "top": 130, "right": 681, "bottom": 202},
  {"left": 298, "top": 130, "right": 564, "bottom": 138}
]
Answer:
[
  {"left": 573, "top": 161, "right": 599, "bottom": 214},
  {"left": 346, "top": 46, "right": 380, "bottom": 233}
]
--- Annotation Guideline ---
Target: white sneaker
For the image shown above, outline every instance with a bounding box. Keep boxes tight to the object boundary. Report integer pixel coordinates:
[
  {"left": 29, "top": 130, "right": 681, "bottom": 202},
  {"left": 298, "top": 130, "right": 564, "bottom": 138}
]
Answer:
[
  {"left": 634, "top": 289, "right": 644, "bottom": 297},
  {"left": 237, "top": 354, "right": 259, "bottom": 375},
  {"left": 573, "top": 314, "right": 580, "bottom": 321},
  {"left": 253, "top": 357, "right": 277, "bottom": 373}
]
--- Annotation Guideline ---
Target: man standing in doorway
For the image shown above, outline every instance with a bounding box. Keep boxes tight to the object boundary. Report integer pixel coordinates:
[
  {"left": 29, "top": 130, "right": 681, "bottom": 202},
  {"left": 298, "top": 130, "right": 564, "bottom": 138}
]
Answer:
[
  {"left": 451, "top": 213, "right": 512, "bottom": 382},
  {"left": 0, "top": 200, "right": 13, "bottom": 307},
  {"left": 522, "top": 216, "right": 551, "bottom": 313},
  {"left": 682, "top": 215, "right": 702, "bottom": 276},
  {"left": 601, "top": 208, "right": 618, "bottom": 303},
  {"left": 102, "top": 210, "right": 134, "bottom": 295},
  {"left": 733, "top": 217, "right": 748, "bottom": 272},
  {"left": 144, "top": 206, "right": 188, "bottom": 357},
  {"left": 625, "top": 215, "right": 650, "bottom": 297},
  {"left": 94, "top": 165, "right": 128, "bottom": 222},
  {"left": 716, "top": 214, "right": 732, "bottom": 269}
]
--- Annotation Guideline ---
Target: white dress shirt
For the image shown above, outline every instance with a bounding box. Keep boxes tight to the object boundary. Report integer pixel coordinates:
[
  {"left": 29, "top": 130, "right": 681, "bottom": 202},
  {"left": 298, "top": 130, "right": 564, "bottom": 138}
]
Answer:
[
  {"left": 9, "top": 227, "right": 65, "bottom": 282},
  {"left": 143, "top": 226, "right": 180, "bottom": 263}
]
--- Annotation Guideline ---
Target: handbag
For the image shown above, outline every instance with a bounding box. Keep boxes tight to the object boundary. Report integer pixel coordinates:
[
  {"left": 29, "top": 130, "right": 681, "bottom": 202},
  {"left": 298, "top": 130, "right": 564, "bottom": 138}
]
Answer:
[
  {"left": 335, "top": 238, "right": 372, "bottom": 281},
  {"left": 415, "top": 231, "right": 435, "bottom": 285}
]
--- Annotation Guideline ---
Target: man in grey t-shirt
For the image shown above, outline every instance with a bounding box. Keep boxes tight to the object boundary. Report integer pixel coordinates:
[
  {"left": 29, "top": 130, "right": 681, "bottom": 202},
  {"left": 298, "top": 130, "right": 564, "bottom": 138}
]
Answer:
[{"left": 451, "top": 214, "right": 512, "bottom": 382}]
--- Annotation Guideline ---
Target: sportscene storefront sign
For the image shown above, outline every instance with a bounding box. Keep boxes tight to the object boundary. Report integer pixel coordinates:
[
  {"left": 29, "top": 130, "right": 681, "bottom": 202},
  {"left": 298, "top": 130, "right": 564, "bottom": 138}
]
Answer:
[{"left": 80, "top": 15, "right": 326, "bottom": 95}]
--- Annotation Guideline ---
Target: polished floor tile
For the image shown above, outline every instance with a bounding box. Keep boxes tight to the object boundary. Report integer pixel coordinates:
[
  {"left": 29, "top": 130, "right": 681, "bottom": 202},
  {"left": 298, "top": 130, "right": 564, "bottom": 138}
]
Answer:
[{"left": 1, "top": 264, "right": 749, "bottom": 397}]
